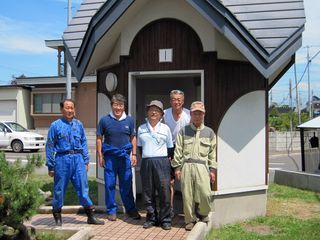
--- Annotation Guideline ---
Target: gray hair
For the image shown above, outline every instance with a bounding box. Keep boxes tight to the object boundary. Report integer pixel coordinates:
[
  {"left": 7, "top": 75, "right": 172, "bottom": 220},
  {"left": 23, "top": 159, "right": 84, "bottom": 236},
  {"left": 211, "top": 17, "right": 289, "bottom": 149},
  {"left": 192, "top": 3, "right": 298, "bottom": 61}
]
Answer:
[
  {"left": 111, "top": 93, "right": 126, "bottom": 105},
  {"left": 170, "top": 89, "right": 184, "bottom": 97}
]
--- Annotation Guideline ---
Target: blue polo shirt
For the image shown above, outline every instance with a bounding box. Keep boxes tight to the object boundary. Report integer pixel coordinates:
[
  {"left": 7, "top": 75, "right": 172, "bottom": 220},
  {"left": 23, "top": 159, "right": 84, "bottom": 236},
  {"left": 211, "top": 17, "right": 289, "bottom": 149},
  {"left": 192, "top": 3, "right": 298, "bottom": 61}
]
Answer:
[
  {"left": 97, "top": 113, "right": 136, "bottom": 148},
  {"left": 137, "top": 120, "right": 173, "bottom": 158}
]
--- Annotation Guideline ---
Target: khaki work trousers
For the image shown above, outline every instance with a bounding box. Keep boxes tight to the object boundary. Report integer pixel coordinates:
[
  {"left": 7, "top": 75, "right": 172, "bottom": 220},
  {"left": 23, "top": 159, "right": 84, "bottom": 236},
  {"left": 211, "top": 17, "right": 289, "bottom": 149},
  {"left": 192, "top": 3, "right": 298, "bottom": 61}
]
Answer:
[{"left": 181, "top": 162, "right": 212, "bottom": 224}]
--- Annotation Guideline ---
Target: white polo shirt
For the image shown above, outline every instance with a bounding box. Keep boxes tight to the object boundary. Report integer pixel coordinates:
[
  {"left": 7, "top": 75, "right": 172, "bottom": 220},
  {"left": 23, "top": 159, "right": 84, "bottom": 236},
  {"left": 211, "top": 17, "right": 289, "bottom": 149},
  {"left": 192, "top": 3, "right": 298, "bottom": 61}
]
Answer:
[{"left": 137, "top": 120, "right": 173, "bottom": 158}]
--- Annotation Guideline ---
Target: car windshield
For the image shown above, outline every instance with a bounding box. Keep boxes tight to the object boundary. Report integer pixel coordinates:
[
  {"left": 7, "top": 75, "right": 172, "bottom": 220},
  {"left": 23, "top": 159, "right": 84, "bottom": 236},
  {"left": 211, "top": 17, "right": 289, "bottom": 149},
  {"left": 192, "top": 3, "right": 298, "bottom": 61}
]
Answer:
[{"left": 6, "top": 122, "right": 28, "bottom": 132}]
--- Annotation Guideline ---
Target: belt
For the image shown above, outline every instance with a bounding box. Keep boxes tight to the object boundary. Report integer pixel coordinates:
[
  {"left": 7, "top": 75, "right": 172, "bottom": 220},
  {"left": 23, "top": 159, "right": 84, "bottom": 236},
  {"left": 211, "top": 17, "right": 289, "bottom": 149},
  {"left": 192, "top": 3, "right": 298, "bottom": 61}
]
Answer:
[
  {"left": 184, "top": 159, "right": 206, "bottom": 164},
  {"left": 56, "top": 150, "right": 82, "bottom": 155}
]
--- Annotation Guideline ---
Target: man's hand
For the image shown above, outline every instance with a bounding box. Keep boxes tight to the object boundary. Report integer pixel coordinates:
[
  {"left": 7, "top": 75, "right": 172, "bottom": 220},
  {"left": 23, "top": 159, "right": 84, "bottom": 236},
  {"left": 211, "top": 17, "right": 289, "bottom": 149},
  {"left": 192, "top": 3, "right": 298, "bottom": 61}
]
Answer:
[
  {"left": 210, "top": 171, "right": 216, "bottom": 183},
  {"left": 131, "top": 155, "right": 137, "bottom": 167},
  {"left": 48, "top": 171, "right": 54, "bottom": 177},
  {"left": 175, "top": 170, "right": 181, "bottom": 180},
  {"left": 86, "top": 164, "right": 89, "bottom": 172},
  {"left": 98, "top": 153, "right": 104, "bottom": 168}
]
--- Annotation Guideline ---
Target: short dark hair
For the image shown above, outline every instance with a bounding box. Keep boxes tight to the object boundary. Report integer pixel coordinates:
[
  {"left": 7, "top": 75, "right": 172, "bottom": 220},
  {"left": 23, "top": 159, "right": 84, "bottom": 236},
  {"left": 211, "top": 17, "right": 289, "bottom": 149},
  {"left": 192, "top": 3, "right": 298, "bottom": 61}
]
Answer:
[
  {"left": 60, "top": 99, "right": 75, "bottom": 108},
  {"left": 111, "top": 93, "right": 126, "bottom": 105}
]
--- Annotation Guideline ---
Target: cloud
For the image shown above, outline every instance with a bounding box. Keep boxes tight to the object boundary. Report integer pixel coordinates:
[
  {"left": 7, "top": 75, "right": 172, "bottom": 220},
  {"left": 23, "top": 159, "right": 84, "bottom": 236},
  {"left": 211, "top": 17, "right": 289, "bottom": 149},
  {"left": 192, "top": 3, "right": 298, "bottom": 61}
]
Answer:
[
  {"left": 0, "top": 16, "right": 56, "bottom": 54},
  {"left": 294, "top": 1, "right": 320, "bottom": 65}
]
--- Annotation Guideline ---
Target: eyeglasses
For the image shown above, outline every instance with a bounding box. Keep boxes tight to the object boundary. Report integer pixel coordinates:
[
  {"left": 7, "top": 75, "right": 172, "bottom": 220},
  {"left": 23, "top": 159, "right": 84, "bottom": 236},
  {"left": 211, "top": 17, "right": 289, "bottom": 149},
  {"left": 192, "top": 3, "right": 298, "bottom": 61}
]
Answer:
[
  {"left": 112, "top": 102, "right": 124, "bottom": 108},
  {"left": 171, "top": 98, "right": 183, "bottom": 103},
  {"left": 148, "top": 108, "right": 162, "bottom": 113}
]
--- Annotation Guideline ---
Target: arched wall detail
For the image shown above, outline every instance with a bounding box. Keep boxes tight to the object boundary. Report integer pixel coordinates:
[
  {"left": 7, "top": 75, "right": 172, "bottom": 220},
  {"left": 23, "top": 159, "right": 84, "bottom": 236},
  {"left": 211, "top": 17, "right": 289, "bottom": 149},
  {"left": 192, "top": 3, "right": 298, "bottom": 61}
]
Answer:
[{"left": 217, "top": 90, "right": 266, "bottom": 192}]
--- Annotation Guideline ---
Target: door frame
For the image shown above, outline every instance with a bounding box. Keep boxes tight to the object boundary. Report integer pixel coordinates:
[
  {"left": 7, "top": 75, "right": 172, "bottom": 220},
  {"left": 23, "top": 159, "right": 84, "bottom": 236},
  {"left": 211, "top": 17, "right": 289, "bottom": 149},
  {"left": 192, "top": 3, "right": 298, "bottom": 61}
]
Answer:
[{"left": 128, "top": 69, "right": 204, "bottom": 118}]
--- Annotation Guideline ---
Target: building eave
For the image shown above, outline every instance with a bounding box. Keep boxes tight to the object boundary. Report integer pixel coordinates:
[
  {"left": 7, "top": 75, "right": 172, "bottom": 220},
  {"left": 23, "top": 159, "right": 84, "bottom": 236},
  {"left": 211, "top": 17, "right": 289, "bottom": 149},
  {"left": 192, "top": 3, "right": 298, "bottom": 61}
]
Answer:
[{"left": 63, "top": 0, "right": 305, "bottom": 82}]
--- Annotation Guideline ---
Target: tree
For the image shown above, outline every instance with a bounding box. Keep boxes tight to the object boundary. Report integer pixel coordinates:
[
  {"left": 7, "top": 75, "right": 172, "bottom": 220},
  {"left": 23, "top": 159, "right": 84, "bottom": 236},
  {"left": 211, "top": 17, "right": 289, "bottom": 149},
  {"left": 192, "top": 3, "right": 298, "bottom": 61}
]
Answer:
[
  {"left": 0, "top": 152, "right": 44, "bottom": 240},
  {"left": 269, "top": 110, "right": 309, "bottom": 131}
]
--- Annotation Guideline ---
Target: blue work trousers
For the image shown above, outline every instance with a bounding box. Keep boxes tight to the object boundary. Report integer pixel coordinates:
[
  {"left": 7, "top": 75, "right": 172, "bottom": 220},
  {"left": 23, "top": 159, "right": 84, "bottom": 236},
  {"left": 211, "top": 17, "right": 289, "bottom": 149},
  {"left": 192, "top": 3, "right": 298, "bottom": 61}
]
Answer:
[
  {"left": 104, "top": 155, "right": 136, "bottom": 215},
  {"left": 52, "top": 153, "right": 93, "bottom": 210}
]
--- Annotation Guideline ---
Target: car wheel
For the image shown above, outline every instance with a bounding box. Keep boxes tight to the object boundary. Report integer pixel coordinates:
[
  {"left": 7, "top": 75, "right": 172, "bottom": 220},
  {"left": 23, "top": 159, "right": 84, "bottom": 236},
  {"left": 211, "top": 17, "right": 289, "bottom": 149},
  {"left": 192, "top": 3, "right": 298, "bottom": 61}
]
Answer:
[{"left": 11, "top": 140, "right": 23, "bottom": 153}]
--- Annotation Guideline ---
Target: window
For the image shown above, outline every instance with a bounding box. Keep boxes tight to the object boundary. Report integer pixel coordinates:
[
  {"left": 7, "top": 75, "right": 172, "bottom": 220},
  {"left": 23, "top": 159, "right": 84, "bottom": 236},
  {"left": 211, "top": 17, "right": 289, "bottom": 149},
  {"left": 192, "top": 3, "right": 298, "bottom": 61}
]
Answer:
[{"left": 33, "top": 93, "right": 67, "bottom": 114}]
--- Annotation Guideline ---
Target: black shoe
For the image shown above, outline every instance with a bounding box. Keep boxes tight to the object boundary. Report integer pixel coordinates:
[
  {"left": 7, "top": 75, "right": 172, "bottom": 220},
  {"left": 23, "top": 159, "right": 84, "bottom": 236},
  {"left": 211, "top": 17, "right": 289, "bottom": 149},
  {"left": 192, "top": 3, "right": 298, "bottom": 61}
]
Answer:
[
  {"left": 127, "top": 210, "right": 141, "bottom": 220},
  {"left": 161, "top": 222, "right": 172, "bottom": 230},
  {"left": 52, "top": 209, "right": 62, "bottom": 226},
  {"left": 85, "top": 208, "right": 105, "bottom": 225},
  {"left": 143, "top": 221, "right": 156, "bottom": 229}
]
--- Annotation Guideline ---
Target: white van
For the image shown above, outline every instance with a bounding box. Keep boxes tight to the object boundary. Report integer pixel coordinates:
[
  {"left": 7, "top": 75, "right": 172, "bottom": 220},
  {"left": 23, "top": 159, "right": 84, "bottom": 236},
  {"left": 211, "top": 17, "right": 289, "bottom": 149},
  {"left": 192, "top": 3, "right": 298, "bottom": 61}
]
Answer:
[{"left": 0, "top": 121, "right": 45, "bottom": 152}]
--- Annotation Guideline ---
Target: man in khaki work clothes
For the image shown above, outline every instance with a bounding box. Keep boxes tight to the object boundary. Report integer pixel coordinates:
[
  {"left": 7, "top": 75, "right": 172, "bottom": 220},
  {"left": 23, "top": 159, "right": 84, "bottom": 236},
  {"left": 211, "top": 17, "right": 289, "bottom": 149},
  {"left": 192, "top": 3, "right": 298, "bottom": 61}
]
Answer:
[{"left": 171, "top": 101, "right": 217, "bottom": 231}]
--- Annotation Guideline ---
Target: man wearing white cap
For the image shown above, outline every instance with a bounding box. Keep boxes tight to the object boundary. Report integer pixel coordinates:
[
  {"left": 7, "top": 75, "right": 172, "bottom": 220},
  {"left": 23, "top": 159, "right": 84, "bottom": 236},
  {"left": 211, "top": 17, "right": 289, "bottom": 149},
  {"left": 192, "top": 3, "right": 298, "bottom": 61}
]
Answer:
[
  {"left": 171, "top": 101, "right": 217, "bottom": 231},
  {"left": 137, "top": 100, "right": 173, "bottom": 230}
]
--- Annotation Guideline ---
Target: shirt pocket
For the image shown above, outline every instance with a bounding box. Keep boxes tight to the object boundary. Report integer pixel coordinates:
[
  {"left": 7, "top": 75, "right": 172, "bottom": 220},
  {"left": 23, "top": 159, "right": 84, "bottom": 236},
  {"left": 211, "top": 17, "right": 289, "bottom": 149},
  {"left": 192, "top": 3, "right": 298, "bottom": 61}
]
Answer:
[
  {"left": 183, "top": 138, "right": 193, "bottom": 155},
  {"left": 57, "top": 130, "right": 69, "bottom": 149},
  {"left": 73, "top": 132, "right": 82, "bottom": 148},
  {"left": 199, "top": 139, "right": 211, "bottom": 157}
]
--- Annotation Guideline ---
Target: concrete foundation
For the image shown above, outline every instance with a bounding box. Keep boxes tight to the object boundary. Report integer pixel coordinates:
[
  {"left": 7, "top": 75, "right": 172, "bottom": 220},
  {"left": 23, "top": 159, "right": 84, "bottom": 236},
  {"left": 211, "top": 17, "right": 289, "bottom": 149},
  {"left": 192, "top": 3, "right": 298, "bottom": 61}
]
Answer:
[
  {"left": 211, "top": 189, "right": 267, "bottom": 227},
  {"left": 272, "top": 169, "right": 320, "bottom": 192}
]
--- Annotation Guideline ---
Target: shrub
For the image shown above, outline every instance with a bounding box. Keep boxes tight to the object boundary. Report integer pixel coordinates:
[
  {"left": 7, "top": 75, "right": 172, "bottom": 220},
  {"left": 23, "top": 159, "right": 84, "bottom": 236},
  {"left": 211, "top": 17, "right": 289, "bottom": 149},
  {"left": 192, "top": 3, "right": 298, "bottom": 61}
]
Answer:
[{"left": 0, "top": 151, "right": 44, "bottom": 240}]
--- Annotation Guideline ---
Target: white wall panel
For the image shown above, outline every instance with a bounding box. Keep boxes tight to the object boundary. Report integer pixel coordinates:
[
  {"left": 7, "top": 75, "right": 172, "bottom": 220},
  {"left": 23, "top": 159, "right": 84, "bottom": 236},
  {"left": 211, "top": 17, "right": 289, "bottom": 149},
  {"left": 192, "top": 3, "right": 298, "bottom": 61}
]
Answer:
[{"left": 217, "top": 91, "right": 266, "bottom": 191}]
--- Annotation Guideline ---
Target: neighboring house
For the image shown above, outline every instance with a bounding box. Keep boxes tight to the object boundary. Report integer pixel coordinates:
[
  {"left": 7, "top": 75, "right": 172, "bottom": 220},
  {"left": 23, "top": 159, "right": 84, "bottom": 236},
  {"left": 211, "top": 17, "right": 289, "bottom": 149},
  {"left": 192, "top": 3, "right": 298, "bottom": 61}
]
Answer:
[
  {"left": 311, "top": 96, "right": 320, "bottom": 116},
  {"left": 301, "top": 95, "right": 320, "bottom": 117},
  {"left": 15, "top": 75, "right": 96, "bottom": 129},
  {"left": 63, "top": 0, "right": 306, "bottom": 226},
  {"left": 8, "top": 40, "right": 97, "bottom": 129},
  {"left": 0, "top": 86, "right": 32, "bottom": 129}
]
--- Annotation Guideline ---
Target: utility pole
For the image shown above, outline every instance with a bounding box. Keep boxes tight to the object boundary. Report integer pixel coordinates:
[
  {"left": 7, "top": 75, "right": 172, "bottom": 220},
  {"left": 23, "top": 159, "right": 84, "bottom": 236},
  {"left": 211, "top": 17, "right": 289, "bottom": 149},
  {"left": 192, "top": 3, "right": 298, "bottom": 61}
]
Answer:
[
  {"left": 289, "top": 79, "right": 293, "bottom": 151},
  {"left": 306, "top": 46, "right": 312, "bottom": 119},
  {"left": 66, "top": 0, "right": 72, "bottom": 99},
  {"left": 294, "top": 63, "right": 301, "bottom": 124}
]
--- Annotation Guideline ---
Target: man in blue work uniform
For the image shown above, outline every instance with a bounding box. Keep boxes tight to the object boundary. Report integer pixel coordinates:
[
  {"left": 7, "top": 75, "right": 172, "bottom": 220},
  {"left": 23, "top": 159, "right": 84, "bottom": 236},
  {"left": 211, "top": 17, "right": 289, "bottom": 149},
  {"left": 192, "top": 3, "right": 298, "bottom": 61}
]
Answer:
[
  {"left": 46, "top": 99, "right": 104, "bottom": 226},
  {"left": 96, "top": 94, "right": 140, "bottom": 221}
]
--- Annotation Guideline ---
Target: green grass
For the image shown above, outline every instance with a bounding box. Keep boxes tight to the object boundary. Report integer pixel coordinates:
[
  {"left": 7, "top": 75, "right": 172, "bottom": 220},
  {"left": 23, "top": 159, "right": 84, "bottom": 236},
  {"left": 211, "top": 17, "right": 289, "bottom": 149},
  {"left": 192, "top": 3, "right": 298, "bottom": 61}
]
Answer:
[
  {"left": 268, "top": 183, "right": 320, "bottom": 203},
  {"left": 205, "top": 184, "right": 320, "bottom": 240},
  {"left": 31, "top": 175, "right": 98, "bottom": 206}
]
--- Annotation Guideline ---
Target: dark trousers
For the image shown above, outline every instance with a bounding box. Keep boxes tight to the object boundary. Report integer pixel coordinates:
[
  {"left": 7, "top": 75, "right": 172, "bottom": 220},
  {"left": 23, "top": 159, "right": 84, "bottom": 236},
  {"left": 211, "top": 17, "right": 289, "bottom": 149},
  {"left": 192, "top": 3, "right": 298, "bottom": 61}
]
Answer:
[{"left": 140, "top": 157, "right": 171, "bottom": 224}]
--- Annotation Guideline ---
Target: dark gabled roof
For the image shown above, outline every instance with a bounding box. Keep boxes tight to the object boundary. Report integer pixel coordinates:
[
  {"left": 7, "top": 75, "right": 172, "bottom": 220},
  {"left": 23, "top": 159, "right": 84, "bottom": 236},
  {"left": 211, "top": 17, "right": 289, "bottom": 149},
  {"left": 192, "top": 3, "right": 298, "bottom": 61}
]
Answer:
[{"left": 63, "top": 0, "right": 305, "bottom": 81}]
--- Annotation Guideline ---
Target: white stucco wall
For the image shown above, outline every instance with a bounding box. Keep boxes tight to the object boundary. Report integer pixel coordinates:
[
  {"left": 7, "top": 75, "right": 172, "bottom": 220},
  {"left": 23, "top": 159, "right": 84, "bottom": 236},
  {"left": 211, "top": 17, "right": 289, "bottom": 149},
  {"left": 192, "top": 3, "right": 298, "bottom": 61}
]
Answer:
[
  {"left": 0, "top": 88, "right": 32, "bottom": 128},
  {"left": 103, "top": 0, "right": 246, "bottom": 67},
  {"left": 97, "top": 93, "right": 111, "bottom": 180},
  {"left": 217, "top": 91, "right": 266, "bottom": 193}
]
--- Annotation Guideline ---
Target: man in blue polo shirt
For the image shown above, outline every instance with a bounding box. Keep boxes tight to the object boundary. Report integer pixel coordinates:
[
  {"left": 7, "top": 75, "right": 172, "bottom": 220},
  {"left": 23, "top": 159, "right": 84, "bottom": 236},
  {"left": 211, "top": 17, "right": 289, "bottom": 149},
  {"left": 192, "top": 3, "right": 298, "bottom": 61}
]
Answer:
[{"left": 96, "top": 94, "right": 140, "bottom": 221}]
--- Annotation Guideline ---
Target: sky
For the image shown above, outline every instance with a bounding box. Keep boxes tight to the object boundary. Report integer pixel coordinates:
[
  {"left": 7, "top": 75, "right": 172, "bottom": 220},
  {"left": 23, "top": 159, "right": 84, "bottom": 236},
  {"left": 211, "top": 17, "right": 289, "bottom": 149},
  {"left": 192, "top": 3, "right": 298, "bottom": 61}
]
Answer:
[{"left": 0, "top": 0, "right": 319, "bottom": 107}]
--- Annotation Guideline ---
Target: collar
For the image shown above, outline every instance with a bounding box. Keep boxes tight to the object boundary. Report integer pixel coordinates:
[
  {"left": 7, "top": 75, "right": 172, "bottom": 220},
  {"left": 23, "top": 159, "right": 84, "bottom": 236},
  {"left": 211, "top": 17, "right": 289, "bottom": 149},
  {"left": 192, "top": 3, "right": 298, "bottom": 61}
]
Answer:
[
  {"left": 146, "top": 119, "right": 161, "bottom": 132},
  {"left": 191, "top": 122, "right": 204, "bottom": 131},
  {"left": 61, "top": 117, "right": 75, "bottom": 124},
  {"left": 110, "top": 111, "right": 127, "bottom": 121}
]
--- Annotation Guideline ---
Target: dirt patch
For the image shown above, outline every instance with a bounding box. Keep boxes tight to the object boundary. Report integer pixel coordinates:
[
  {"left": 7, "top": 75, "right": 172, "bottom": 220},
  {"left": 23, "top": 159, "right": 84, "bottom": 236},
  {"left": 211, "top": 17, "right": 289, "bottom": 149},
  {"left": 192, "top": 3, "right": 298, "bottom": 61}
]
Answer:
[
  {"left": 267, "top": 199, "right": 320, "bottom": 219},
  {"left": 241, "top": 223, "right": 277, "bottom": 235}
]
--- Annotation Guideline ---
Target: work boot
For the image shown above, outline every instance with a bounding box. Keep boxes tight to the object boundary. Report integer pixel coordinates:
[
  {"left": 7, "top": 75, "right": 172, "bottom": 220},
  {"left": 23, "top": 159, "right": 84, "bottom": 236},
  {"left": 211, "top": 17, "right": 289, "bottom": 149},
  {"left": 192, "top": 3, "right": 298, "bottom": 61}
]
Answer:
[
  {"left": 52, "top": 209, "right": 62, "bottom": 226},
  {"left": 84, "top": 207, "right": 105, "bottom": 225}
]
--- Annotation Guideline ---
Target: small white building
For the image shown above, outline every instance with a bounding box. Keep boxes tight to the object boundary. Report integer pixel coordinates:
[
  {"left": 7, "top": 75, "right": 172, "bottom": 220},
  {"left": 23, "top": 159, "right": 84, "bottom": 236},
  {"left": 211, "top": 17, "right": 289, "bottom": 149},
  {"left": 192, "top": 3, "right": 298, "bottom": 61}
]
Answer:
[{"left": 63, "top": 0, "right": 306, "bottom": 226}]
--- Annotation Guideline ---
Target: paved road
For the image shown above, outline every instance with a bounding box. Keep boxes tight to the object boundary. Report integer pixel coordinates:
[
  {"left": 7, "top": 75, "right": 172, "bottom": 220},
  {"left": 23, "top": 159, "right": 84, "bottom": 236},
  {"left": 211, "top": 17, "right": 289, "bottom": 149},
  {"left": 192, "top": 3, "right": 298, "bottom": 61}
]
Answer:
[
  {"left": 269, "top": 151, "right": 302, "bottom": 171},
  {"left": 2, "top": 149, "right": 302, "bottom": 169},
  {"left": 2, "top": 148, "right": 303, "bottom": 173}
]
